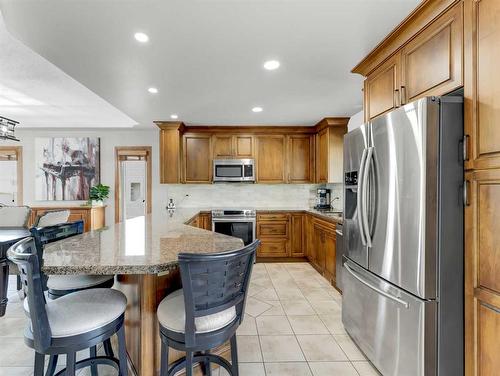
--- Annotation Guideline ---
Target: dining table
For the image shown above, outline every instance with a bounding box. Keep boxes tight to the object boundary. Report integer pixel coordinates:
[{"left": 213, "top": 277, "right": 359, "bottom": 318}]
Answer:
[{"left": 0, "top": 227, "right": 31, "bottom": 317}]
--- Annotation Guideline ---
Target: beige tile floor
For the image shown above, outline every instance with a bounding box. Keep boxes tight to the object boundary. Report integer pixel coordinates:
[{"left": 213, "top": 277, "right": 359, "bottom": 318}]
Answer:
[{"left": 0, "top": 263, "right": 380, "bottom": 376}]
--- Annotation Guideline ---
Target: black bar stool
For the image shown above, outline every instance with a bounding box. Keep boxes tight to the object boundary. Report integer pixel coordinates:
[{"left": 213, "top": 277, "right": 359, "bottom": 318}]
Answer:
[
  {"left": 27, "top": 221, "right": 116, "bottom": 375},
  {"left": 8, "top": 236, "right": 128, "bottom": 376},
  {"left": 31, "top": 211, "right": 115, "bottom": 299},
  {"left": 157, "top": 240, "right": 259, "bottom": 376}
]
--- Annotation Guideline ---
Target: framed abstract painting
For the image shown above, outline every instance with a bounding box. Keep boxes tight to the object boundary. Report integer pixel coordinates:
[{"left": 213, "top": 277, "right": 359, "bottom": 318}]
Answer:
[{"left": 35, "top": 137, "right": 100, "bottom": 201}]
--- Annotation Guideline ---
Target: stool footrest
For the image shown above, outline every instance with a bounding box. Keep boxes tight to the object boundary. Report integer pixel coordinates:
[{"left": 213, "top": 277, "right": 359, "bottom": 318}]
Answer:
[
  {"left": 54, "top": 355, "right": 119, "bottom": 376},
  {"left": 168, "top": 353, "right": 234, "bottom": 376}
]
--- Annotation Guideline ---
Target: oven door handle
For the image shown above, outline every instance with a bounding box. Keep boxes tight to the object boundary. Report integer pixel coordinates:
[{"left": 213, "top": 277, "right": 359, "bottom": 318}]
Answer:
[{"left": 211, "top": 218, "right": 256, "bottom": 222}]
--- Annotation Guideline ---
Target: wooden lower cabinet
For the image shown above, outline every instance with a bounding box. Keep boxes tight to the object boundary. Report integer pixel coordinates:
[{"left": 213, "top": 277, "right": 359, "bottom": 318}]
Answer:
[
  {"left": 309, "top": 217, "right": 336, "bottom": 286},
  {"left": 256, "top": 212, "right": 291, "bottom": 258},
  {"left": 186, "top": 212, "right": 211, "bottom": 230},
  {"left": 465, "top": 169, "right": 500, "bottom": 376},
  {"left": 290, "top": 214, "right": 305, "bottom": 257},
  {"left": 29, "top": 206, "right": 105, "bottom": 232}
]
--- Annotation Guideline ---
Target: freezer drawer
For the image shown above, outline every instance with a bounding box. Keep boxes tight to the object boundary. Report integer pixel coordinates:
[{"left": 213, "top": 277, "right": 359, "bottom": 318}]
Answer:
[{"left": 342, "top": 259, "right": 437, "bottom": 376}]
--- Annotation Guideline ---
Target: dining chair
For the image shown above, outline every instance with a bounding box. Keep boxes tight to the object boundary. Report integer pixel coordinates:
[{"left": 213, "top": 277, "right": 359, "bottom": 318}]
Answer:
[
  {"left": 30, "top": 213, "right": 115, "bottom": 299},
  {"left": 0, "top": 205, "right": 31, "bottom": 227},
  {"left": 7, "top": 236, "right": 128, "bottom": 376},
  {"left": 157, "top": 240, "right": 259, "bottom": 376}
]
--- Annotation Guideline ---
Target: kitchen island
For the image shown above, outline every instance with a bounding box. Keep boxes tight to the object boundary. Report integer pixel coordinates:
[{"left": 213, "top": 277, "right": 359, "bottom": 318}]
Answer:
[{"left": 42, "top": 209, "right": 243, "bottom": 376}]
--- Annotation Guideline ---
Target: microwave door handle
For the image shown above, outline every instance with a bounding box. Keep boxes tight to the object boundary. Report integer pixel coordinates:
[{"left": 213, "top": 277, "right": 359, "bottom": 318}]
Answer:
[
  {"left": 357, "top": 148, "right": 368, "bottom": 246},
  {"left": 362, "top": 147, "right": 374, "bottom": 247},
  {"left": 344, "top": 263, "right": 409, "bottom": 309}
]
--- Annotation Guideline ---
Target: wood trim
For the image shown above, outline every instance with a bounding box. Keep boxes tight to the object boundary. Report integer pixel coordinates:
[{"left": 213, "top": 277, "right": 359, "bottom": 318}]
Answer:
[
  {"left": 352, "top": 0, "right": 459, "bottom": 76},
  {"left": 114, "top": 146, "right": 152, "bottom": 223},
  {"left": 0, "top": 146, "right": 23, "bottom": 205},
  {"left": 155, "top": 118, "right": 350, "bottom": 135}
]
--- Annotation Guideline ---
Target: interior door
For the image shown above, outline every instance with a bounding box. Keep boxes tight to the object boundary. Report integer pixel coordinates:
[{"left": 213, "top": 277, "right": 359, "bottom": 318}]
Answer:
[
  {"left": 122, "top": 160, "right": 146, "bottom": 220},
  {"left": 343, "top": 124, "right": 369, "bottom": 268},
  {"left": 369, "top": 98, "right": 438, "bottom": 299}
]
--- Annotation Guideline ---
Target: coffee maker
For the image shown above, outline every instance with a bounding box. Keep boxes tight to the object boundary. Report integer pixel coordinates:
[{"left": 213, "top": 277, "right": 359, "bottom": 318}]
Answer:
[{"left": 314, "top": 188, "right": 331, "bottom": 210}]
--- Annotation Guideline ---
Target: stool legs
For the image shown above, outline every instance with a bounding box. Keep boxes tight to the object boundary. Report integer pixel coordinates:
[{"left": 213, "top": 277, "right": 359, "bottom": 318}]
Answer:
[
  {"left": 45, "top": 355, "right": 58, "bottom": 376},
  {"left": 66, "top": 351, "right": 76, "bottom": 376},
  {"left": 34, "top": 352, "right": 45, "bottom": 376},
  {"left": 104, "top": 338, "right": 114, "bottom": 357},
  {"left": 186, "top": 351, "right": 194, "bottom": 376},
  {"left": 160, "top": 340, "right": 169, "bottom": 376},
  {"left": 90, "top": 346, "right": 98, "bottom": 376},
  {"left": 117, "top": 325, "right": 128, "bottom": 376},
  {"left": 230, "top": 334, "right": 239, "bottom": 376}
]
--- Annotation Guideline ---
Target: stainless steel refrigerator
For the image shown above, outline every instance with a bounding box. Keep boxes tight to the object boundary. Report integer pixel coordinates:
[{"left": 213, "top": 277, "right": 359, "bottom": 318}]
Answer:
[{"left": 342, "top": 96, "right": 463, "bottom": 376}]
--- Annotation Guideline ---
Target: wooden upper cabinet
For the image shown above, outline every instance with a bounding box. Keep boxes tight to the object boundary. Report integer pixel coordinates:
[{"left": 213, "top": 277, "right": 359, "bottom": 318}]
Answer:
[
  {"left": 213, "top": 134, "right": 254, "bottom": 159},
  {"left": 256, "top": 135, "right": 286, "bottom": 183},
  {"left": 364, "top": 53, "right": 401, "bottom": 121},
  {"left": 183, "top": 134, "right": 212, "bottom": 183},
  {"left": 400, "top": 2, "right": 463, "bottom": 104},
  {"left": 316, "top": 125, "right": 346, "bottom": 183},
  {"left": 234, "top": 135, "right": 254, "bottom": 157},
  {"left": 212, "top": 135, "right": 233, "bottom": 158},
  {"left": 465, "top": 0, "right": 500, "bottom": 170},
  {"left": 158, "top": 123, "right": 183, "bottom": 183},
  {"left": 287, "top": 135, "right": 314, "bottom": 183}
]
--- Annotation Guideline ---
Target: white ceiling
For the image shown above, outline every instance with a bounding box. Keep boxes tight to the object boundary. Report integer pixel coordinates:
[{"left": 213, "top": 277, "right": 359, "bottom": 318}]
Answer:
[
  {"left": 0, "top": 14, "right": 137, "bottom": 128},
  {"left": 0, "top": 0, "right": 419, "bottom": 128}
]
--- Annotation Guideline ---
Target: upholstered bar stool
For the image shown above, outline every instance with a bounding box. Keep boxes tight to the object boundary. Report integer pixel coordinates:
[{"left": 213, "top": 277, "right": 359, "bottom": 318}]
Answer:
[
  {"left": 31, "top": 211, "right": 114, "bottom": 299},
  {"left": 157, "top": 240, "right": 259, "bottom": 376},
  {"left": 8, "top": 237, "right": 128, "bottom": 376},
  {"left": 28, "top": 221, "right": 116, "bottom": 374}
]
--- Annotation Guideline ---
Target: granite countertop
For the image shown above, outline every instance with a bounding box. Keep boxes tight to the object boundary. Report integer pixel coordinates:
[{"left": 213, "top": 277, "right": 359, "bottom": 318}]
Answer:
[
  {"left": 42, "top": 207, "right": 342, "bottom": 275},
  {"left": 42, "top": 209, "right": 243, "bottom": 275}
]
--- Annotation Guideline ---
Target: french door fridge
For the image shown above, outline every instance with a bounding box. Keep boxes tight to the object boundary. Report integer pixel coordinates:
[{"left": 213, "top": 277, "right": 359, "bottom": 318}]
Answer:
[{"left": 342, "top": 96, "right": 464, "bottom": 376}]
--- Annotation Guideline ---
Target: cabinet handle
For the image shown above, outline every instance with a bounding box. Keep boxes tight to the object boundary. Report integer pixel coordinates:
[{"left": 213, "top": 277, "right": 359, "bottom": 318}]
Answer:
[
  {"left": 401, "top": 86, "right": 407, "bottom": 105},
  {"left": 394, "top": 89, "right": 400, "bottom": 108},
  {"left": 464, "top": 180, "right": 470, "bottom": 207},
  {"left": 463, "top": 135, "right": 470, "bottom": 161}
]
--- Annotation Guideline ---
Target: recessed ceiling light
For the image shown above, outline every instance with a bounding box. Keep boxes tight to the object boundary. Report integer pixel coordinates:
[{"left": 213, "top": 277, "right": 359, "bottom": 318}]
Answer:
[
  {"left": 134, "top": 32, "right": 149, "bottom": 43},
  {"left": 252, "top": 106, "right": 263, "bottom": 113},
  {"left": 263, "top": 60, "right": 280, "bottom": 70},
  {"left": 148, "top": 87, "right": 158, "bottom": 94},
  {"left": 170, "top": 114, "right": 179, "bottom": 120}
]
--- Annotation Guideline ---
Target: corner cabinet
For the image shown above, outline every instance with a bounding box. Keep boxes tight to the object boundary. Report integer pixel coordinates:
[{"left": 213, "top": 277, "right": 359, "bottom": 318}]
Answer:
[
  {"left": 287, "top": 135, "right": 315, "bottom": 183},
  {"left": 316, "top": 122, "right": 346, "bottom": 183},
  {"left": 362, "top": 1, "right": 463, "bottom": 121},
  {"left": 183, "top": 134, "right": 212, "bottom": 183}
]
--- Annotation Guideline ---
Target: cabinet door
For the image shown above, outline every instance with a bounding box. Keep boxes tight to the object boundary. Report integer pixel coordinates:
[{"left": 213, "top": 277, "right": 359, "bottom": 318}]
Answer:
[
  {"left": 290, "top": 213, "right": 305, "bottom": 257},
  {"left": 234, "top": 135, "right": 254, "bottom": 158},
  {"left": 465, "top": 0, "right": 500, "bottom": 170},
  {"left": 316, "top": 129, "right": 328, "bottom": 183},
  {"left": 213, "top": 135, "right": 233, "bottom": 158},
  {"left": 401, "top": 3, "right": 463, "bottom": 104},
  {"left": 288, "top": 135, "right": 314, "bottom": 183},
  {"left": 323, "top": 229, "right": 336, "bottom": 286},
  {"left": 365, "top": 53, "right": 401, "bottom": 121},
  {"left": 257, "top": 239, "right": 289, "bottom": 258},
  {"left": 256, "top": 136, "right": 286, "bottom": 183},
  {"left": 312, "top": 224, "right": 327, "bottom": 272},
  {"left": 465, "top": 169, "right": 500, "bottom": 376},
  {"left": 183, "top": 135, "right": 212, "bottom": 183}
]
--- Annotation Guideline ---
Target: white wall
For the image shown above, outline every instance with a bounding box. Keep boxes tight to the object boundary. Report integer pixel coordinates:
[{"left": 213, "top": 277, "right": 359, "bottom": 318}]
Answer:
[
  {"left": 347, "top": 110, "right": 364, "bottom": 132},
  {"left": 2, "top": 128, "right": 159, "bottom": 225}
]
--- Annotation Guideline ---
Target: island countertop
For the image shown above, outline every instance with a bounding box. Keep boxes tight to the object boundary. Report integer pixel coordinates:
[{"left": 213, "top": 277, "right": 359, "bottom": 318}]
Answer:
[{"left": 42, "top": 209, "right": 243, "bottom": 275}]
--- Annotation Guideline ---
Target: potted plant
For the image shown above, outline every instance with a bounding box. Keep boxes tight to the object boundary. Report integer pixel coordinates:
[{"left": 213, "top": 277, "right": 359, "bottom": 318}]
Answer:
[{"left": 88, "top": 183, "right": 110, "bottom": 207}]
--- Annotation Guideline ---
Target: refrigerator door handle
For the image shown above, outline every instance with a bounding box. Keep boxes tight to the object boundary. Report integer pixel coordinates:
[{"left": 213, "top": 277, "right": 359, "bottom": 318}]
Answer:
[
  {"left": 344, "top": 263, "right": 409, "bottom": 309},
  {"left": 357, "top": 148, "right": 368, "bottom": 245},
  {"left": 362, "top": 147, "right": 374, "bottom": 247}
]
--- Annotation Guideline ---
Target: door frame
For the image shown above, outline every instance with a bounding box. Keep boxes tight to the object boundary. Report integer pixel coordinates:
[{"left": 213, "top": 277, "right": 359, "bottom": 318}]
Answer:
[
  {"left": 0, "top": 146, "right": 23, "bottom": 205},
  {"left": 114, "top": 146, "right": 152, "bottom": 223}
]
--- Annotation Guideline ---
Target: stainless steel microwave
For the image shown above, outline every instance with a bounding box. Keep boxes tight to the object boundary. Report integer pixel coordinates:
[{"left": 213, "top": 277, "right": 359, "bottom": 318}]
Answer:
[{"left": 213, "top": 159, "right": 255, "bottom": 182}]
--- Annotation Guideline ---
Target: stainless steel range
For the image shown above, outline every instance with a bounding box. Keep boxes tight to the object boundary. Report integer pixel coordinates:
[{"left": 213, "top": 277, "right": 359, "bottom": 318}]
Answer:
[{"left": 211, "top": 209, "right": 256, "bottom": 246}]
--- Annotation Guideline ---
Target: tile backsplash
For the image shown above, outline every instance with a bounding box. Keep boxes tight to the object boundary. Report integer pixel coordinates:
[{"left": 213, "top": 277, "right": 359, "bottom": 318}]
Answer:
[{"left": 163, "top": 183, "right": 343, "bottom": 211}]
